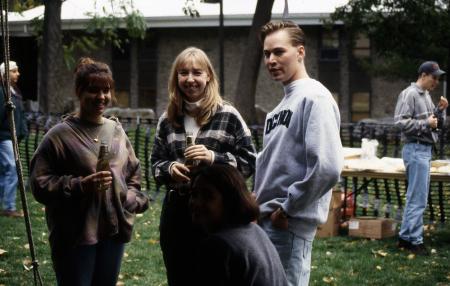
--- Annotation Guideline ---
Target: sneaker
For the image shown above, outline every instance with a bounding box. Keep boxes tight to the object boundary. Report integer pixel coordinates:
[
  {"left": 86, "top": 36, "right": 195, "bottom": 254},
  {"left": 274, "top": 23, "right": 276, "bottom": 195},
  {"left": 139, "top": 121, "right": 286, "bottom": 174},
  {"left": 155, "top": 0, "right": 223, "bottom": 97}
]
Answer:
[
  {"left": 397, "top": 238, "right": 412, "bottom": 249},
  {"left": 409, "top": 243, "right": 430, "bottom": 256},
  {"left": 1, "top": 210, "right": 24, "bottom": 218}
]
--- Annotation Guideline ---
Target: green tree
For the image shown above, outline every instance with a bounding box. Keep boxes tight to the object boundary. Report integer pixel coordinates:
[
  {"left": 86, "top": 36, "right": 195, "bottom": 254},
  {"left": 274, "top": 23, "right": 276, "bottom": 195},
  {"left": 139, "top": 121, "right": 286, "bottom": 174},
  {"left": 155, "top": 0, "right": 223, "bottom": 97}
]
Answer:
[
  {"left": 36, "top": 0, "right": 146, "bottom": 113},
  {"left": 7, "top": 0, "right": 42, "bottom": 11},
  {"left": 331, "top": 0, "right": 450, "bottom": 81}
]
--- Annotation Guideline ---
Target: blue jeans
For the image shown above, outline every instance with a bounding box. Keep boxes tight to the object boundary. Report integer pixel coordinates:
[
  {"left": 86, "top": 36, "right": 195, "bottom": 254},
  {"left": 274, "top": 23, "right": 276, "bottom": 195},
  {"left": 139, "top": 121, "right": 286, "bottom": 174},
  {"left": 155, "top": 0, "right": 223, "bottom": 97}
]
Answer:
[
  {"left": 0, "top": 140, "right": 18, "bottom": 211},
  {"left": 260, "top": 218, "right": 313, "bottom": 286},
  {"left": 399, "top": 143, "right": 432, "bottom": 245},
  {"left": 52, "top": 238, "right": 125, "bottom": 286}
]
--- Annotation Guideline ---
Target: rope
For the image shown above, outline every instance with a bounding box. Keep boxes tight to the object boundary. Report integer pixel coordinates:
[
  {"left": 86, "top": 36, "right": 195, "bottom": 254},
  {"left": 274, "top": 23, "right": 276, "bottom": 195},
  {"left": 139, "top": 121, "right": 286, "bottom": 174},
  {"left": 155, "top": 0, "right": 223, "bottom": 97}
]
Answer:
[{"left": 0, "top": 2, "right": 43, "bottom": 285}]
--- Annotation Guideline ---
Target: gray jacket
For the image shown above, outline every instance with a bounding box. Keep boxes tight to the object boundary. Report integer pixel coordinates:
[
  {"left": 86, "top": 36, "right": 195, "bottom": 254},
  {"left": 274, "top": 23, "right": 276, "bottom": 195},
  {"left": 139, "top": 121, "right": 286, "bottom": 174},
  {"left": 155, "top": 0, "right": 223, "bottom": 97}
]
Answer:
[{"left": 394, "top": 82, "right": 444, "bottom": 144}]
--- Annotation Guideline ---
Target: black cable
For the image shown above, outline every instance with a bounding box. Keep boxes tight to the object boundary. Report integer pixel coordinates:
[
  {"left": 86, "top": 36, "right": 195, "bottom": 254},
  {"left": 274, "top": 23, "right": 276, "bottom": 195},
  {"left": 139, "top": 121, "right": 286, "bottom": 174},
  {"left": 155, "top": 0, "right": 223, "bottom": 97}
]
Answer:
[{"left": 0, "top": 1, "right": 43, "bottom": 285}]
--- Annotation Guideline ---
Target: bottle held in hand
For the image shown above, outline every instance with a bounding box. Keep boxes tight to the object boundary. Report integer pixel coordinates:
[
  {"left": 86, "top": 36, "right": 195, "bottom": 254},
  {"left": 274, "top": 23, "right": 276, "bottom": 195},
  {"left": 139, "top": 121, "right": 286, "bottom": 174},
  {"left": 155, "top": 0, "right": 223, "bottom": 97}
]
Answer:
[
  {"left": 433, "top": 111, "right": 443, "bottom": 131},
  {"left": 96, "top": 142, "right": 110, "bottom": 191},
  {"left": 185, "top": 132, "right": 198, "bottom": 168}
]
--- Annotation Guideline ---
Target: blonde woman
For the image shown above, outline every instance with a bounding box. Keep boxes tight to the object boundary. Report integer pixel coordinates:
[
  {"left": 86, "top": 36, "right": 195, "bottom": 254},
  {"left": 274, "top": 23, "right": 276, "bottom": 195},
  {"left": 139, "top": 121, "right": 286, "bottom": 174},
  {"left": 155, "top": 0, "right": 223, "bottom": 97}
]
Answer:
[{"left": 151, "top": 47, "right": 256, "bottom": 286}]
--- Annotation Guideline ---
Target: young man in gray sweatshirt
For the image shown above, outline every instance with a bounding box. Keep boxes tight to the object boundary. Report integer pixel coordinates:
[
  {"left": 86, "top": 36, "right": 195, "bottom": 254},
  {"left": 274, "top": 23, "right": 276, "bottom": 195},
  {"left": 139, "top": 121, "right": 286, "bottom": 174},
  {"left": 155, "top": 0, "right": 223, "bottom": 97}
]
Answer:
[{"left": 254, "top": 21, "right": 343, "bottom": 286}]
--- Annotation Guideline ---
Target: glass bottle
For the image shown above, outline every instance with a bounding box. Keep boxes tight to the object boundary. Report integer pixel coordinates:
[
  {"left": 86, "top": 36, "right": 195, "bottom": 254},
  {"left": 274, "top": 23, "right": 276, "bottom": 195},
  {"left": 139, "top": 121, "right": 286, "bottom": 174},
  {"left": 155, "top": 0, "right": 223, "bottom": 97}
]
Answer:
[
  {"left": 96, "top": 142, "right": 110, "bottom": 191},
  {"left": 96, "top": 142, "right": 110, "bottom": 172},
  {"left": 185, "top": 131, "right": 197, "bottom": 167}
]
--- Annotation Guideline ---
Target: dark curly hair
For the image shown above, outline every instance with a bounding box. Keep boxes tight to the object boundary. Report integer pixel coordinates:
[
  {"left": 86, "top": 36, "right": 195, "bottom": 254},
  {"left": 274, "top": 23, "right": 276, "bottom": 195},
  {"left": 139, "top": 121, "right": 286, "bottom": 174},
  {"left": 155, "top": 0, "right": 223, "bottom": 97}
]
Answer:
[{"left": 73, "top": 57, "right": 115, "bottom": 99}]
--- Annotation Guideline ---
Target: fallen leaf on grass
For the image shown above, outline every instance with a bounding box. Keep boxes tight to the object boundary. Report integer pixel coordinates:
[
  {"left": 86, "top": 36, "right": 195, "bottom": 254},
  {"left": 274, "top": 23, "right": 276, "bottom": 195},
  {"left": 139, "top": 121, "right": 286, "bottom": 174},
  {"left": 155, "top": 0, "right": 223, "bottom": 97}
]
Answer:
[
  {"left": 136, "top": 213, "right": 143, "bottom": 218},
  {"left": 116, "top": 281, "right": 125, "bottom": 286},
  {"left": 0, "top": 249, "right": 7, "bottom": 256},
  {"left": 431, "top": 249, "right": 437, "bottom": 254},
  {"left": 132, "top": 275, "right": 139, "bottom": 280},
  {"left": 0, "top": 268, "right": 5, "bottom": 273},
  {"left": 23, "top": 244, "right": 29, "bottom": 250},
  {"left": 376, "top": 265, "right": 382, "bottom": 270},
  {"left": 23, "top": 258, "right": 33, "bottom": 271},
  {"left": 148, "top": 239, "right": 159, "bottom": 245},
  {"left": 325, "top": 251, "right": 332, "bottom": 256},
  {"left": 407, "top": 254, "right": 415, "bottom": 260},
  {"left": 123, "top": 252, "right": 129, "bottom": 258},
  {"left": 322, "top": 276, "right": 335, "bottom": 284},
  {"left": 371, "top": 249, "right": 388, "bottom": 257}
]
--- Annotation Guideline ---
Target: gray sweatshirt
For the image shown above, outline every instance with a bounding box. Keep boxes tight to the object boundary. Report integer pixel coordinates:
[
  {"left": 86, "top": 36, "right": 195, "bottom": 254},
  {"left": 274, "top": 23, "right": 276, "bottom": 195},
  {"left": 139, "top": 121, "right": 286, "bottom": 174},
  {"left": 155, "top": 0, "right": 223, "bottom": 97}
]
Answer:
[{"left": 254, "top": 78, "right": 343, "bottom": 240}]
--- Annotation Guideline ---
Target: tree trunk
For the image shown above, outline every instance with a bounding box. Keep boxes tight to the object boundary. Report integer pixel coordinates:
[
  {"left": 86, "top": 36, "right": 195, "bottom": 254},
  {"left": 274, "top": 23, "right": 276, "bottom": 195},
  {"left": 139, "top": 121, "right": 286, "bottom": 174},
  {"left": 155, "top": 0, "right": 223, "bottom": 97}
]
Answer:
[
  {"left": 233, "top": 0, "right": 274, "bottom": 124},
  {"left": 38, "top": 0, "right": 63, "bottom": 113},
  {"left": 129, "top": 38, "right": 139, "bottom": 108}
]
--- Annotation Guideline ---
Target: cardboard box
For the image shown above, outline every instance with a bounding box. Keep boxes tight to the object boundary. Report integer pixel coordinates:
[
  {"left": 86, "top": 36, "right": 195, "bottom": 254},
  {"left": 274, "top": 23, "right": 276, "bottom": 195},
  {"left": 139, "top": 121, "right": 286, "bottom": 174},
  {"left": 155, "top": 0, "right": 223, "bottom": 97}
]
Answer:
[
  {"left": 316, "top": 190, "right": 344, "bottom": 238},
  {"left": 316, "top": 208, "right": 341, "bottom": 238},
  {"left": 330, "top": 189, "right": 343, "bottom": 210},
  {"left": 348, "top": 217, "right": 397, "bottom": 239}
]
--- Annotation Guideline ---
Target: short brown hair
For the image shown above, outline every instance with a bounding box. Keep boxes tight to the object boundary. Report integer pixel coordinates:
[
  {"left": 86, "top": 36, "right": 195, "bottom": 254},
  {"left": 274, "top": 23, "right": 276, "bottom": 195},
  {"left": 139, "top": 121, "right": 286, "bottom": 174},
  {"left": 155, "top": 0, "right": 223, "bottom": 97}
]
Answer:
[{"left": 260, "top": 20, "right": 306, "bottom": 47}]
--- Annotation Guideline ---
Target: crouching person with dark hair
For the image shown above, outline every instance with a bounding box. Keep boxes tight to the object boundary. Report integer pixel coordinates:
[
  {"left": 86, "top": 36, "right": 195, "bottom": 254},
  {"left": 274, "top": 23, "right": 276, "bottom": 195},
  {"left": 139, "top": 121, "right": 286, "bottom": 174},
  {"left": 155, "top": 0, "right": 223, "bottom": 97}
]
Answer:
[{"left": 190, "top": 164, "right": 288, "bottom": 286}]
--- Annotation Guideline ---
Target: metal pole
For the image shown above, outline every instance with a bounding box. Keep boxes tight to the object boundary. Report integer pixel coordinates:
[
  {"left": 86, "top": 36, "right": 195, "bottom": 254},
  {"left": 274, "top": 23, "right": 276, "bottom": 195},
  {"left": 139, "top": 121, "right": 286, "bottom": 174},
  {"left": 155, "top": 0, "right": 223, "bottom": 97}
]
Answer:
[{"left": 219, "top": 0, "right": 224, "bottom": 96}]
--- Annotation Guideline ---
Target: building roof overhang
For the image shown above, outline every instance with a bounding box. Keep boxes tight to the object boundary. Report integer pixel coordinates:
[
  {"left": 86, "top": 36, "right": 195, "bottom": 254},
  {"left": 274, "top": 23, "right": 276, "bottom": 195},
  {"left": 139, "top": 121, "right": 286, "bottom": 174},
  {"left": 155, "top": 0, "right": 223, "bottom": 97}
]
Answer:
[{"left": 6, "top": 0, "right": 347, "bottom": 36}]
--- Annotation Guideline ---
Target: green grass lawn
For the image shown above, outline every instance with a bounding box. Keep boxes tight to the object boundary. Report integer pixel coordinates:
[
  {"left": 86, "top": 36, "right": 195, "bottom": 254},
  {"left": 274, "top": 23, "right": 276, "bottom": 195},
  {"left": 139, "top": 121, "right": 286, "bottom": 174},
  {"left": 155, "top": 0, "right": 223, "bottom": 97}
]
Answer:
[{"left": 1, "top": 193, "right": 450, "bottom": 286}]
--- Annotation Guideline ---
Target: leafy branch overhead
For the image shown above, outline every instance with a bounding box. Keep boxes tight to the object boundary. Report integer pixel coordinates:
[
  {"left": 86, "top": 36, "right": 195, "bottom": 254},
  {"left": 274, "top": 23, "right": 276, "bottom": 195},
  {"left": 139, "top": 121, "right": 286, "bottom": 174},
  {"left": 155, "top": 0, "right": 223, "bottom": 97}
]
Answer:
[
  {"left": 30, "top": 0, "right": 147, "bottom": 69},
  {"left": 330, "top": 0, "right": 450, "bottom": 80}
]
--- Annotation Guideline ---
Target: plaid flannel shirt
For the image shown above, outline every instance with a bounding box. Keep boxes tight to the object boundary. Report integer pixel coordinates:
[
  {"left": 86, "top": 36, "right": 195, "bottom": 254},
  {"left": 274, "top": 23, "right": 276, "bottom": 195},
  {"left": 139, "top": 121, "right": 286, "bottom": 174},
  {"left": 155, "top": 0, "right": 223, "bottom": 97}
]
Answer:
[{"left": 151, "top": 104, "right": 256, "bottom": 186}]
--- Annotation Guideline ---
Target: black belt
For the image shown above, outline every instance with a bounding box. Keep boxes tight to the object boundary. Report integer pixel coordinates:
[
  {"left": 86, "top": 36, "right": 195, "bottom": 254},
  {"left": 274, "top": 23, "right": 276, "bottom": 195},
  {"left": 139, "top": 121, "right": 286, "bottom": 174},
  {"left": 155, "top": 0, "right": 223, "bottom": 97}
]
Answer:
[{"left": 406, "top": 139, "right": 433, "bottom": 146}]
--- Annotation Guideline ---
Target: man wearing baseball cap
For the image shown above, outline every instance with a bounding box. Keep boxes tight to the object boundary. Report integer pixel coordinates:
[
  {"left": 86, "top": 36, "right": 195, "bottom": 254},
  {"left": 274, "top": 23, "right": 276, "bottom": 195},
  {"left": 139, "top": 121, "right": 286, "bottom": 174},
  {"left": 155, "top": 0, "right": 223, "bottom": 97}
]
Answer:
[
  {"left": 0, "top": 61, "right": 28, "bottom": 218},
  {"left": 394, "top": 60, "right": 448, "bottom": 255}
]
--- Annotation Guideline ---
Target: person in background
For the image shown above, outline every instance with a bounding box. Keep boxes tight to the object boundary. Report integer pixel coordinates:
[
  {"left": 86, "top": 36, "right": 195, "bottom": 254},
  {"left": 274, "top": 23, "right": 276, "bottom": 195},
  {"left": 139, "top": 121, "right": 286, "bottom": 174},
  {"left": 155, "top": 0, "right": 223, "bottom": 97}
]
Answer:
[
  {"left": 254, "top": 21, "right": 343, "bottom": 286},
  {"left": 30, "top": 57, "right": 149, "bottom": 286},
  {"left": 151, "top": 46, "right": 256, "bottom": 286},
  {"left": 394, "top": 60, "right": 448, "bottom": 256},
  {"left": 190, "top": 164, "right": 288, "bottom": 286},
  {"left": 0, "top": 60, "right": 28, "bottom": 218}
]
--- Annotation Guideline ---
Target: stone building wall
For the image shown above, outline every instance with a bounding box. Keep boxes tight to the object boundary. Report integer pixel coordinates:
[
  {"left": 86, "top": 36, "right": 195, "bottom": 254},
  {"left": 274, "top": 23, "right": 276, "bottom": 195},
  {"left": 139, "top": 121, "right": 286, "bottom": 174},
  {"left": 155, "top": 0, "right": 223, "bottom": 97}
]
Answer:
[{"left": 28, "top": 25, "right": 433, "bottom": 123}]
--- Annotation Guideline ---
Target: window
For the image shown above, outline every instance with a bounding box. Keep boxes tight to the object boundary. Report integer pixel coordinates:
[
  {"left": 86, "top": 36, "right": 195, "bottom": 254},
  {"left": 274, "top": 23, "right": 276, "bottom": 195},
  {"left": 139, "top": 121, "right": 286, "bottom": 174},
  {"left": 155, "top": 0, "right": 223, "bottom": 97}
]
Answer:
[
  {"left": 351, "top": 92, "right": 370, "bottom": 122},
  {"left": 320, "top": 29, "right": 339, "bottom": 61},
  {"left": 350, "top": 33, "right": 371, "bottom": 122},
  {"left": 353, "top": 33, "right": 370, "bottom": 59}
]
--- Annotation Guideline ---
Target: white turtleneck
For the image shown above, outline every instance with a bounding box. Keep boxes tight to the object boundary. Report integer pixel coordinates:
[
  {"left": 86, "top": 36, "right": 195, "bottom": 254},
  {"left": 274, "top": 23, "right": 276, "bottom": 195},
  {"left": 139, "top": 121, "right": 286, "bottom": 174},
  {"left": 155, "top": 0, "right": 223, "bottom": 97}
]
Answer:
[{"left": 183, "top": 99, "right": 202, "bottom": 138}]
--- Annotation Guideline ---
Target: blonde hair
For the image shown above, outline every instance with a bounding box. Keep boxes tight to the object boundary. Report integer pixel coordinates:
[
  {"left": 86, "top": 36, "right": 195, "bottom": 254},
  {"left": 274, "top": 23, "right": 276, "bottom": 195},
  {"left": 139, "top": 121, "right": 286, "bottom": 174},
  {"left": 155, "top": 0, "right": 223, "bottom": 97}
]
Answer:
[{"left": 167, "top": 47, "right": 223, "bottom": 127}]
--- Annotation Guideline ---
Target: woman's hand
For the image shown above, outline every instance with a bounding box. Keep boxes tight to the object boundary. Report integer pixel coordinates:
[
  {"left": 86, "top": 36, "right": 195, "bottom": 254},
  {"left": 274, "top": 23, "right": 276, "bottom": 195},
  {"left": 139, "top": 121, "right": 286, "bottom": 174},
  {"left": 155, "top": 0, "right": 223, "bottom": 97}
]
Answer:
[
  {"left": 184, "top": 144, "right": 213, "bottom": 165},
  {"left": 270, "top": 208, "right": 289, "bottom": 230},
  {"left": 81, "top": 171, "right": 113, "bottom": 192},
  {"left": 170, "top": 162, "right": 191, "bottom": 183}
]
